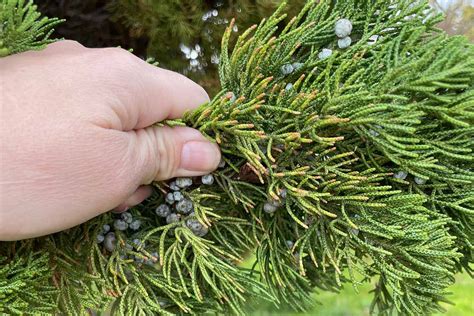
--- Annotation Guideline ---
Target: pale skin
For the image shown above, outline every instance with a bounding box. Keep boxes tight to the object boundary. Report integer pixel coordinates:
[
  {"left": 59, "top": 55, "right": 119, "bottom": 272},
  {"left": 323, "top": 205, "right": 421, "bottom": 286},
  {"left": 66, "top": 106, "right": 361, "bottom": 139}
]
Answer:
[{"left": 0, "top": 40, "right": 221, "bottom": 241}]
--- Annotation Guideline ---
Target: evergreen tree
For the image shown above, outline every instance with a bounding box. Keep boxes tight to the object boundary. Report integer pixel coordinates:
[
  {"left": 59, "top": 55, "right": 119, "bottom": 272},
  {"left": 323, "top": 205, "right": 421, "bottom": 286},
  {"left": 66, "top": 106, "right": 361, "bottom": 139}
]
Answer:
[
  {"left": 37, "top": 0, "right": 307, "bottom": 94},
  {"left": 1, "top": 0, "right": 473, "bottom": 315}
]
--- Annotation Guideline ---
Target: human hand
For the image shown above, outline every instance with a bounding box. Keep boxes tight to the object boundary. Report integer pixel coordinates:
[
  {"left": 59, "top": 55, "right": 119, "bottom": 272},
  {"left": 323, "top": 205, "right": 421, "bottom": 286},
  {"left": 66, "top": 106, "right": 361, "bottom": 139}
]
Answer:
[{"left": 0, "top": 40, "right": 221, "bottom": 240}]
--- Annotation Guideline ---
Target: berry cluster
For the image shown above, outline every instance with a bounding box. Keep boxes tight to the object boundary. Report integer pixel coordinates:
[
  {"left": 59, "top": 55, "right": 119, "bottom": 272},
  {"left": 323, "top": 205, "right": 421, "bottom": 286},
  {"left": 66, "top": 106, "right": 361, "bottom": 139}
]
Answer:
[
  {"left": 96, "top": 171, "right": 220, "bottom": 256},
  {"left": 263, "top": 189, "right": 287, "bottom": 214},
  {"left": 96, "top": 211, "right": 142, "bottom": 252},
  {"left": 317, "top": 18, "right": 354, "bottom": 60},
  {"left": 334, "top": 18, "right": 353, "bottom": 49},
  {"left": 155, "top": 174, "right": 217, "bottom": 237},
  {"left": 280, "top": 61, "right": 304, "bottom": 76},
  {"left": 96, "top": 219, "right": 158, "bottom": 266},
  {"left": 393, "top": 170, "right": 428, "bottom": 184}
]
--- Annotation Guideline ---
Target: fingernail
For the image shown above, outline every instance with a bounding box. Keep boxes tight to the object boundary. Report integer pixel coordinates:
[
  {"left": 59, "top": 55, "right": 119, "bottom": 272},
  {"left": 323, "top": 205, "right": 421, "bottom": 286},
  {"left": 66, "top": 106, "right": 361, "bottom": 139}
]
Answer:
[{"left": 180, "top": 141, "right": 220, "bottom": 172}]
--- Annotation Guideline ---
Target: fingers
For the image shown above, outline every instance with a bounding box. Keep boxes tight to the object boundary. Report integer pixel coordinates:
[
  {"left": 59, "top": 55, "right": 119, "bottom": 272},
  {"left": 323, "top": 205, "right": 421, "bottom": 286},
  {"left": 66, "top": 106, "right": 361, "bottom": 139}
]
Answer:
[
  {"left": 126, "top": 126, "right": 221, "bottom": 183},
  {"left": 45, "top": 40, "right": 86, "bottom": 52},
  {"left": 113, "top": 185, "right": 153, "bottom": 213},
  {"left": 135, "top": 66, "right": 210, "bottom": 125},
  {"left": 96, "top": 47, "right": 210, "bottom": 130}
]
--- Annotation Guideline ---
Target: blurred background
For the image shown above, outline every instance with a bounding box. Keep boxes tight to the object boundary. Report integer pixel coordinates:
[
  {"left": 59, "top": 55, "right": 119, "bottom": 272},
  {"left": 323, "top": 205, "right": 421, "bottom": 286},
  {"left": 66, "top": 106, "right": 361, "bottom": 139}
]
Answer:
[
  {"left": 37, "top": 1, "right": 474, "bottom": 315},
  {"left": 37, "top": 0, "right": 474, "bottom": 95}
]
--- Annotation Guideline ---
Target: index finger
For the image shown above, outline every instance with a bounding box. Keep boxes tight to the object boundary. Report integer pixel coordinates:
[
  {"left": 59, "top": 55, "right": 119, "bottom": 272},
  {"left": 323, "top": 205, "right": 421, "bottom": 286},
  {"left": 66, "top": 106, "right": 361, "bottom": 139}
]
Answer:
[{"left": 99, "top": 48, "right": 210, "bottom": 130}]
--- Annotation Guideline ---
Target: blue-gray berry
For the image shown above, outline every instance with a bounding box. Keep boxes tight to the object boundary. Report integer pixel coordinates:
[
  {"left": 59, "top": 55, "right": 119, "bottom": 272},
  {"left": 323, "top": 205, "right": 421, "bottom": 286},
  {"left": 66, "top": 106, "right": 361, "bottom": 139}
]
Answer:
[
  {"left": 318, "top": 48, "right": 332, "bottom": 60},
  {"left": 166, "top": 213, "right": 181, "bottom": 224},
  {"left": 285, "top": 83, "right": 293, "bottom": 91},
  {"left": 263, "top": 201, "right": 278, "bottom": 214},
  {"left": 414, "top": 176, "right": 427, "bottom": 185},
  {"left": 335, "top": 18, "right": 353, "bottom": 38},
  {"left": 104, "top": 232, "right": 116, "bottom": 252},
  {"left": 169, "top": 181, "right": 180, "bottom": 191},
  {"left": 186, "top": 218, "right": 202, "bottom": 231},
  {"left": 129, "top": 219, "right": 141, "bottom": 231},
  {"left": 156, "top": 204, "right": 171, "bottom": 217},
  {"left": 158, "top": 298, "right": 168, "bottom": 307},
  {"left": 165, "top": 192, "right": 175, "bottom": 204},
  {"left": 176, "top": 198, "right": 193, "bottom": 215},
  {"left": 281, "top": 63, "right": 294, "bottom": 75},
  {"left": 114, "top": 219, "right": 128, "bottom": 231},
  {"left": 292, "top": 62, "right": 304, "bottom": 71},
  {"left": 146, "top": 252, "right": 159, "bottom": 266},
  {"left": 218, "top": 159, "right": 226, "bottom": 168},
  {"left": 186, "top": 219, "right": 209, "bottom": 237},
  {"left": 102, "top": 224, "right": 111, "bottom": 234},
  {"left": 286, "top": 240, "right": 294, "bottom": 249},
  {"left": 349, "top": 228, "right": 360, "bottom": 236},
  {"left": 201, "top": 174, "right": 214, "bottom": 185},
  {"left": 96, "top": 234, "right": 105, "bottom": 243},
  {"left": 368, "top": 129, "right": 379, "bottom": 137},
  {"left": 393, "top": 171, "right": 408, "bottom": 180},
  {"left": 280, "top": 189, "right": 288, "bottom": 199},
  {"left": 173, "top": 191, "right": 184, "bottom": 202},
  {"left": 132, "top": 238, "right": 145, "bottom": 249},
  {"left": 338, "top": 36, "right": 352, "bottom": 49},
  {"left": 176, "top": 177, "right": 193, "bottom": 188},
  {"left": 121, "top": 212, "right": 133, "bottom": 224},
  {"left": 134, "top": 256, "right": 145, "bottom": 264}
]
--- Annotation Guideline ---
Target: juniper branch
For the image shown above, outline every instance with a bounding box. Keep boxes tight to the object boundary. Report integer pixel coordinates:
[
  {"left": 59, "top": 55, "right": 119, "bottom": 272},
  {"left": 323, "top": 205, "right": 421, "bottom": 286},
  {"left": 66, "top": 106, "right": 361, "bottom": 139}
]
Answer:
[{"left": 0, "top": 0, "right": 473, "bottom": 315}]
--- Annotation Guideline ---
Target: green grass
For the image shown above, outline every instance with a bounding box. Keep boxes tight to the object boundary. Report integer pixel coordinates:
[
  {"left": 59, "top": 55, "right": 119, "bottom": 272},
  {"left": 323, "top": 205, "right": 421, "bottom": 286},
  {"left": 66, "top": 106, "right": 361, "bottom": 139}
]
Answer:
[
  {"left": 241, "top": 256, "right": 474, "bottom": 315},
  {"left": 245, "top": 274, "right": 473, "bottom": 315}
]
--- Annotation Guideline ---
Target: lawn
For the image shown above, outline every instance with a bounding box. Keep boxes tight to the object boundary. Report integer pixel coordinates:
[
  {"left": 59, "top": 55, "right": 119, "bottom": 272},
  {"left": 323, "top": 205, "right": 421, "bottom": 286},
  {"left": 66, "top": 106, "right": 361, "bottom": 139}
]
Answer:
[{"left": 242, "top": 257, "right": 473, "bottom": 315}]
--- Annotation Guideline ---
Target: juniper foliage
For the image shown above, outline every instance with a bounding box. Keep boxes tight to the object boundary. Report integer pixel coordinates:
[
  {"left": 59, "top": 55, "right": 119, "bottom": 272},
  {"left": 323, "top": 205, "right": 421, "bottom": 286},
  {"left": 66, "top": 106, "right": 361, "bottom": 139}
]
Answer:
[
  {"left": 1, "top": 0, "right": 473, "bottom": 315},
  {"left": 0, "top": 0, "right": 62, "bottom": 56}
]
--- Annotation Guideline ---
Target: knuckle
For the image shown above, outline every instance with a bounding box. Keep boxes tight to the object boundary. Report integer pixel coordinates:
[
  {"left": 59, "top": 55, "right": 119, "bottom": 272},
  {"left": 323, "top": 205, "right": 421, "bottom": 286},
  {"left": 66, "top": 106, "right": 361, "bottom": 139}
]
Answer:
[
  {"left": 62, "top": 40, "right": 85, "bottom": 49},
  {"left": 152, "top": 127, "right": 177, "bottom": 181},
  {"left": 102, "top": 47, "right": 141, "bottom": 70},
  {"left": 131, "top": 127, "right": 178, "bottom": 183},
  {"left": 45, "top": 39, "right": 85, "bottom": 52},
  {"left": 92, "top": 48, "right": 144, "bottom": 101}
]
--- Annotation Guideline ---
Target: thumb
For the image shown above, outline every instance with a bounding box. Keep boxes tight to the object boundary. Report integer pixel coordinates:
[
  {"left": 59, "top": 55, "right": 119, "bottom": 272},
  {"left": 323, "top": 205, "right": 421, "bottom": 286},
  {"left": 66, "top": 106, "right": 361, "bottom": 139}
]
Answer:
[{"left": 128, "top": 126, "right": 221, "bottom": 183}]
